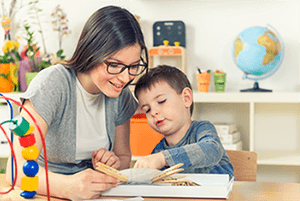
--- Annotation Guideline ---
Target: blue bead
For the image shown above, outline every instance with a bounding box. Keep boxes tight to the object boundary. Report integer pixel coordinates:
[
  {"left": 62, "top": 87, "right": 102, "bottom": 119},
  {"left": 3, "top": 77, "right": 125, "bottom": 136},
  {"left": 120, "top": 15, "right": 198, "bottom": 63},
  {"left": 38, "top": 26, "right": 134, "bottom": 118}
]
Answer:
[
  {"left": 23, "top": 160, "right": 39, "bottom": 177},
  {"left": 20, "top": 190, "right": 37, "bottom": 198}
]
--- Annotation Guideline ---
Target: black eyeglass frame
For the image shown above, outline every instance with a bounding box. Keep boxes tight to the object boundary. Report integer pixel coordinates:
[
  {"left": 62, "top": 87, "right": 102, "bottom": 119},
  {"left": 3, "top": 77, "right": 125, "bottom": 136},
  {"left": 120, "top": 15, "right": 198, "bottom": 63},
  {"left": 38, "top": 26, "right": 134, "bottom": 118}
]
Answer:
[{"left": 103, "top": 57, "right": 148, "bottom": 76}]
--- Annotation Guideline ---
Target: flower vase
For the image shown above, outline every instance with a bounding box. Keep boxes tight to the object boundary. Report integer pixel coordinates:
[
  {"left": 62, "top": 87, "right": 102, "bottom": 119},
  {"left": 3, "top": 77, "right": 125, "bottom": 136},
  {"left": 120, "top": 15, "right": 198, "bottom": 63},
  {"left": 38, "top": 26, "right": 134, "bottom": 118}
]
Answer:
[
  {"left": 25, "top": 72, "right": 39, "bottom": 88},
  {"left": 10, "top": 62, "right": 20, "bottom": 92},
  {"left": 0, "top": 63, "right": 17, "bottom": 92},
  {"left": 19, "top": 57, "right": 41, "bottom": 92}
]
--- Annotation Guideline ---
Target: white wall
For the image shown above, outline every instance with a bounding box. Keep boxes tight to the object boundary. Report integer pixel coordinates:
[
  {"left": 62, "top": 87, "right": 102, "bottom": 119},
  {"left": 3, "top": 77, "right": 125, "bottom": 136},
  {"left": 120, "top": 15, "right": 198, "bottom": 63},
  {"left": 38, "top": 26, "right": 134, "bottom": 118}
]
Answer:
[
  {"left": 3, "top": 0, "right": 299, "bottom": 93},
  {"left": 1, "top": 0, "right": 300, "bottom": 183}
]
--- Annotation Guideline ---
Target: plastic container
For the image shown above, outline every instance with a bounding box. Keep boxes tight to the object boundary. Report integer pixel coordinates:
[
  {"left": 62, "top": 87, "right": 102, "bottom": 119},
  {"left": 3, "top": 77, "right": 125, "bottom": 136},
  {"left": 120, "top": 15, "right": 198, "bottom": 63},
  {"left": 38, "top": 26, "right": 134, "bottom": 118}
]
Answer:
[
  {"left": 197, "top": 72, "right": 211, "bottom": 93},
  {"left": 130, "top": 115, "right": 163, "bottom": 156},
  {"left": 214, "top": 72, "right": 226, "bottom": 92}
]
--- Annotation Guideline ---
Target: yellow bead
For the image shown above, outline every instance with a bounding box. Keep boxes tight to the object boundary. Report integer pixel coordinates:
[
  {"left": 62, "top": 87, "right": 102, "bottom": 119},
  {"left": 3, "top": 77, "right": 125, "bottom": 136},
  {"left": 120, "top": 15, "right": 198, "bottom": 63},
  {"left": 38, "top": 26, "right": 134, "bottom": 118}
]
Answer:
[
  {"left": 22, "top": 145, "right": 39, "bottom": 160},
  {"left": 23, "top": 126, "right": 35, "bottom": 136},
  {"left": 21, "top": 176, "right": 39, "bottom": 191}
]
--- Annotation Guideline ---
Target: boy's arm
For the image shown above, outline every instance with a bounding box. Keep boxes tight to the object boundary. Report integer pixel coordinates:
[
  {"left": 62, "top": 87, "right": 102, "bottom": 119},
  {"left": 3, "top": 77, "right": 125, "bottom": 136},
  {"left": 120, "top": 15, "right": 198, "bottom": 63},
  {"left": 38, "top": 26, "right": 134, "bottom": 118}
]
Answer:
[
  {"left": 161, "top": 135, "right": 224, "bottom": 169},
  {"left": 133, "top": 152, "right": 167, "bottom": 169},
  {"left": 160, "top": 122, "right": 224, "bottom": 169}
]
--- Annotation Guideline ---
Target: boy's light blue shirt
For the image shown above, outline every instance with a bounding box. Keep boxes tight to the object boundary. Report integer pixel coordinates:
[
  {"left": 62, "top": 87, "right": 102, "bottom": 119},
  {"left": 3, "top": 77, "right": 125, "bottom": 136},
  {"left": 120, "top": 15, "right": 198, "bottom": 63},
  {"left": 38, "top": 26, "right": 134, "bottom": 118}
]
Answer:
[
  {"left": 152, "top": 120, "right": 234, "bottom": 178},
  {"left": 20, "top": 64, "right": 138, "bottom": 174}
]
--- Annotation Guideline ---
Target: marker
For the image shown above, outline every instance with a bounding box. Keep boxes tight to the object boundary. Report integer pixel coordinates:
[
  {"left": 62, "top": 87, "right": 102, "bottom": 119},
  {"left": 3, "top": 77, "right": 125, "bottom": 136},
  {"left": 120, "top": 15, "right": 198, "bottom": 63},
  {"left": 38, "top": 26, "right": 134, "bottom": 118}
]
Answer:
[{"left": 197, "top": 68, "right": 201, "bottom": 74}]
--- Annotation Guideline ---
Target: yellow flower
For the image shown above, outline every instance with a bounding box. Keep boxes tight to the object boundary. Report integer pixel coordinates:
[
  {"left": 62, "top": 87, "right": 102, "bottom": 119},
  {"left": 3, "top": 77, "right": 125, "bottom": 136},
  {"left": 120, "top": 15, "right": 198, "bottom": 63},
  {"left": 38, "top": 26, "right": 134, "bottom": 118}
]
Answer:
[
  {"left": 2, "top": 46, "right": 8, "bottom": 53},
  {"left": 4, "top": 40, "right": 14, "bottom": 52},
  {"left": 12, "top": 41, "right": 20, "bottom": 49}
]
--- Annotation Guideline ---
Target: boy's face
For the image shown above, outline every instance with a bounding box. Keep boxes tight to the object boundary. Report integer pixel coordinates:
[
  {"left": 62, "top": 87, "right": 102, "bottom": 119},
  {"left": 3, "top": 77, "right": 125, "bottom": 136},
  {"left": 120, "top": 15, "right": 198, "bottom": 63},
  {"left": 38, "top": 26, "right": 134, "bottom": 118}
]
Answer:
[{"left": 137, "top": 81, "right": 192, "bottom": 138}]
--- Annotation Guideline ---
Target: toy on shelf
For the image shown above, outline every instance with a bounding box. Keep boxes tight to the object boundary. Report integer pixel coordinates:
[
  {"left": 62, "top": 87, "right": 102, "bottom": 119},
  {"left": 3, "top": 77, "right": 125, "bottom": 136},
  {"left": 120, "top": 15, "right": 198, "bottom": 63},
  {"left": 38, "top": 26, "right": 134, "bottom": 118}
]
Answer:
[
  {"left": 149, "top": 21, "right": 186, "bottom": 74},
  {"left": 149, "top": 40, "right": 186, "bottom": 72},
  {"left": 153, "top": 21, "right": 186, "bottom": 47},
  {"left": 213, "top": 70, "right": 226, "bottom": 92},
  {"left": 196, "top": 68, "right": 211, "bottom": 93},
  {"left": 0, "top": 94, "right": 50, "bottom": 201}
]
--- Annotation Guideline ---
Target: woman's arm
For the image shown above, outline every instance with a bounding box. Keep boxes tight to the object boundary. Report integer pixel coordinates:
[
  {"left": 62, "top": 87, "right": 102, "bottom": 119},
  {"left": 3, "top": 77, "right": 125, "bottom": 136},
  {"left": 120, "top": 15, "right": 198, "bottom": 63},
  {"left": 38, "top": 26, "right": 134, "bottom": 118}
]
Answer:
[
  {"left": 6, "top": 100, "right": 119, "bottom": 200},
  {"left": 113, "top": 119, "right": 132, "bottom": 170}
]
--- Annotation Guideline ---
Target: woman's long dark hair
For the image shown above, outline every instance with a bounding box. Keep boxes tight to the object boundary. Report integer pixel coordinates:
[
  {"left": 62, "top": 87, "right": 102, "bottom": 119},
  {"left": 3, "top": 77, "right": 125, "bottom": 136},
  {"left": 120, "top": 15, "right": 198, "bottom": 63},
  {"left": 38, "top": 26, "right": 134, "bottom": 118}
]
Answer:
[{"left": 64, "top": 5, "right": 148, "bottom": 73}]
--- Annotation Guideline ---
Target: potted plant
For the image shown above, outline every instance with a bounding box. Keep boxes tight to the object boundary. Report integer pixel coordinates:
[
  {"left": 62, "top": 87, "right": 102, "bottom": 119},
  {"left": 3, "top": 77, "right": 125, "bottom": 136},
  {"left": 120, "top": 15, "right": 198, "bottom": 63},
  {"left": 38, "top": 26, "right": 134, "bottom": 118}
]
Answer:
[
  {"left": 16, "top": 0, "right": 51, "bottom": 91},
  {"left": 19, "top": 24, "right": 51, "bottom": 90}
]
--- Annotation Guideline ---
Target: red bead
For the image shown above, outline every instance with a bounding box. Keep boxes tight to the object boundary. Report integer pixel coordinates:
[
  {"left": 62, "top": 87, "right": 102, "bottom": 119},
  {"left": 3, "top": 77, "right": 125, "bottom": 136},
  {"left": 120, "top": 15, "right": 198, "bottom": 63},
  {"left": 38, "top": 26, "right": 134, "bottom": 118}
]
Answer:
[{"left": 19, "top": 134, "right": 36, "bottom": 147}]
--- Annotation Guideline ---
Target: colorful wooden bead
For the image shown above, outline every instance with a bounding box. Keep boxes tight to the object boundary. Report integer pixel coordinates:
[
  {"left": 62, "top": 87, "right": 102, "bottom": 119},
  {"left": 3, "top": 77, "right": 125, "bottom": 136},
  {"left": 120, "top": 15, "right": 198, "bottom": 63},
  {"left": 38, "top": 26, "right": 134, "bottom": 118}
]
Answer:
[
  {"left": 21, "top": 176, "right": 39, "bottom": 192},
  {"left": 19, "top": 134, "right": 36, "bottom": 147},
  {"left": 22, "top": 145, "right": 39, "bottom": 161},
  {"left": 23, "top": 125, "right": 35, "bottom": 136},
  {"left": 9, "top": 116, "right": 30, "bottom": 137},
  {"left": 23, "top": 160, "right": 39, "bottom": 177},
  {"left": 20, "top": 190, "right": 37, "bottom": 198}
]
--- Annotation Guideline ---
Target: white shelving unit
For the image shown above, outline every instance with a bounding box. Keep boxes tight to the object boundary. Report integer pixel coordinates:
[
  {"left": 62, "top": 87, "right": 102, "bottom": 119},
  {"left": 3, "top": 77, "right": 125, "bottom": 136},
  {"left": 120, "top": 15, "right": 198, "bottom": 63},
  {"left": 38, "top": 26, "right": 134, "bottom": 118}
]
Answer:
[
  {"left": 1, "top": 92, "right": 299, "bottom": 182},
  {"left": 192, "top": 92, "right": 300, "bottom": 167},
  {"left": 0, "top": 93, "right": 24, "bottom": 103}
]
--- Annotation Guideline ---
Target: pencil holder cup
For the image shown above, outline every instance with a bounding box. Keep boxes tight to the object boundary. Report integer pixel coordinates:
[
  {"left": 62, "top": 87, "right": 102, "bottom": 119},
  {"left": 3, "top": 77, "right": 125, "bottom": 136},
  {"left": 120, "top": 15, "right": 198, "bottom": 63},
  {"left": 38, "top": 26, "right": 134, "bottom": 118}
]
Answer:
[
  {"left": 214, "top": 72, "right": 226, "bottom": 92},
  {"left": 197, "top": 73, "right": 211, "bottom": 93}
]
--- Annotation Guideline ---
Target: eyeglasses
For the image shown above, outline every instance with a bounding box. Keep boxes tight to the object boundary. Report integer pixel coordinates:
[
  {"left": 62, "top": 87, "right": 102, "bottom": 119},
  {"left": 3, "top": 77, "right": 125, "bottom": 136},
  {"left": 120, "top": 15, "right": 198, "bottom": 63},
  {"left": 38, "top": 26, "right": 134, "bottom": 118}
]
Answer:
[{"left": 104, "top": 59, "right": 148, "bottom": 76}]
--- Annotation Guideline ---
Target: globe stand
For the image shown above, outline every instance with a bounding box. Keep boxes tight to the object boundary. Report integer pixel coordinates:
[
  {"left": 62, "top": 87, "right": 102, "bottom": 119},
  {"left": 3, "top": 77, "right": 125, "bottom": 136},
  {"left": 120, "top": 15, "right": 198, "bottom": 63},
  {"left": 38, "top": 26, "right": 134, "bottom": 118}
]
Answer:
[{"left": 240, "top": 82, "right": 272, "bottom": 92}]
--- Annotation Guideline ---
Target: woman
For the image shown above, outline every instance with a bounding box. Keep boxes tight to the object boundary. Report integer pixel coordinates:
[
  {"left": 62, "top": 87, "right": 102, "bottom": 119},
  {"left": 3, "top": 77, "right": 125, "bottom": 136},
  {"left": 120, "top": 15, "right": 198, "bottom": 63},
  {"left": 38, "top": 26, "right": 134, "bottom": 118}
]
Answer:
[{"left": 6, "top": 5, "right": 148, "bottom": 200}]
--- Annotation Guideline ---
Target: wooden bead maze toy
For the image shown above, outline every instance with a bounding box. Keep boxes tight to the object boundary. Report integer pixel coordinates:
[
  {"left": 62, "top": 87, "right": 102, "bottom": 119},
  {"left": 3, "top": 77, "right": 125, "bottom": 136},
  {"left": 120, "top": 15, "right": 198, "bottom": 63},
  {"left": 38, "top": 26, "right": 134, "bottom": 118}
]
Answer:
[{"left": 0, "top": 94, "right": 50, "bottom": 201}]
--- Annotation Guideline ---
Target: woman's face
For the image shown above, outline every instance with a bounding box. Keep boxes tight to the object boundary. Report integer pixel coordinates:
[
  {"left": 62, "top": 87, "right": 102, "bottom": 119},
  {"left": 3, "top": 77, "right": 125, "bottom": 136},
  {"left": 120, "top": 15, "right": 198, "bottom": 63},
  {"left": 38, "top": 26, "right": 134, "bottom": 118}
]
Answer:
[{"left": 83, "top": 43, "right": 142, "bottom": 97}]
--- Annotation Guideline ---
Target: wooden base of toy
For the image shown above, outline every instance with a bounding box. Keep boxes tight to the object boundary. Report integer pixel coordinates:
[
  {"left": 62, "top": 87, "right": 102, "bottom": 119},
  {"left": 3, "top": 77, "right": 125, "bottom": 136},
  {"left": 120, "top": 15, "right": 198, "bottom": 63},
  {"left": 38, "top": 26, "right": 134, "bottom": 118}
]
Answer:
[{"left": 0, "top": 187, "right": 44, "bottom": 201}]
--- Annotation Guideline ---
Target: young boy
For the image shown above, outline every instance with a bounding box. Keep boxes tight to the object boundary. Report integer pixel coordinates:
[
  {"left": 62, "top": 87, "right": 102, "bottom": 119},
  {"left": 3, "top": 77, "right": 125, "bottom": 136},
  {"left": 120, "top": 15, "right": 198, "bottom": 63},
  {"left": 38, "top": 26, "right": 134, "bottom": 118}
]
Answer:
[{"left": 133, "top": 65, "right": 234, "bottom": 178}]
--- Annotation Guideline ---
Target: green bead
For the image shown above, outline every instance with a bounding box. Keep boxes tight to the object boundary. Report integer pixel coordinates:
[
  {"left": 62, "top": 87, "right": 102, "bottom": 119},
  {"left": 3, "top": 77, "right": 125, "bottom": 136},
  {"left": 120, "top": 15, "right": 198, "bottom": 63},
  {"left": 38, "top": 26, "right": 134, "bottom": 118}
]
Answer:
[{"left": 9, "top": 116, "right": 30, "bottom": 137}]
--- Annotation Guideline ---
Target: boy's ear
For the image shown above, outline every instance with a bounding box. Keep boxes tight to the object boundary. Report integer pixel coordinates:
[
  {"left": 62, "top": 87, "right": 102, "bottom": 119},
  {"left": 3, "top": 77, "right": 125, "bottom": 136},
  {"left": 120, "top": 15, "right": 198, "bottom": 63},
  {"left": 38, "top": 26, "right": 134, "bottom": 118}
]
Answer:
[{"left": 181, "top": 87, "right": 193, "bottom": 108}]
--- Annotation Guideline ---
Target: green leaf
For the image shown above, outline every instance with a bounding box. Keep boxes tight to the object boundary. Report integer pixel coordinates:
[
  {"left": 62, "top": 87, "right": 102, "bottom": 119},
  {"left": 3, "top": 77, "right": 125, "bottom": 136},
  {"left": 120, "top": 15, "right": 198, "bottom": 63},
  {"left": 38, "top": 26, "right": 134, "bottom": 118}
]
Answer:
[{"left": 57, "top": 49, "right": 63, "bottom": 57}]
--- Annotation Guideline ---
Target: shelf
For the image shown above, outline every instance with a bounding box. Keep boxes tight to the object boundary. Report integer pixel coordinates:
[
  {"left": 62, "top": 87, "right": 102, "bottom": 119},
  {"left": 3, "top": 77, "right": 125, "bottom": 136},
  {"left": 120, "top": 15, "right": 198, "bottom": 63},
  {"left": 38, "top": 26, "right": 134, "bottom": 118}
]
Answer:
[
  {"left": 192, "top": 92, "right": 300, "bottom": 169},
  {"left": 257, "top": 150, "right": 300, "bottom": 166},
  {"left": 0, "top": 143, "right": 10, "bottom": 158},
  {"left": 0, "top": 92, "right": 24, "bottom": 103},
  {"left": 193, "top": 92, "right": 300, "bottom": 103}
]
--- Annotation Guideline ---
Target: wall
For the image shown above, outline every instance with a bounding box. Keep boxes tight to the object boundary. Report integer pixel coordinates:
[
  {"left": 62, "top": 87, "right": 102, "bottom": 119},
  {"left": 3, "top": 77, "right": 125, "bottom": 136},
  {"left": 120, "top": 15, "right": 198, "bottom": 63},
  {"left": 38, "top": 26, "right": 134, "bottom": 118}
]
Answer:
[
  {"left": 1, "top": 0, "right": 299, "bottom": 92},
  {"left": 1, "top": 0, "right": 299, "bottom": 183}
]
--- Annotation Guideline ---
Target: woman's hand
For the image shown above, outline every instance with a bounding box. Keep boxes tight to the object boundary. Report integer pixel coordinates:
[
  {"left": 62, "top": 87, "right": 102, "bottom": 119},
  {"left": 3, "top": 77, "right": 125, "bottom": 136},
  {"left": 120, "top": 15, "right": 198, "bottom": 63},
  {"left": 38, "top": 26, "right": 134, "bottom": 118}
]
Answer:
[
  {"left": 92, "top": 148, "right": 121, "bottom": 170},
  {"left": 133, "top": 152, "right": 167, "bottom": 169},
  {"left": 62, "top": 168, "right": 119, "bottom": 201}
]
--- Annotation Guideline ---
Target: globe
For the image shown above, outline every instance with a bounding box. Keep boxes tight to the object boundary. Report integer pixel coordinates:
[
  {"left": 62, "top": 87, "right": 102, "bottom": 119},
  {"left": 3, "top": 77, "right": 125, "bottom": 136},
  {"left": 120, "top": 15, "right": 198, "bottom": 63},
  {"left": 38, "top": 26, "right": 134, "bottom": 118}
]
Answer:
[{"left": 232, "top": 25, "right": 284, "bottom": 92}]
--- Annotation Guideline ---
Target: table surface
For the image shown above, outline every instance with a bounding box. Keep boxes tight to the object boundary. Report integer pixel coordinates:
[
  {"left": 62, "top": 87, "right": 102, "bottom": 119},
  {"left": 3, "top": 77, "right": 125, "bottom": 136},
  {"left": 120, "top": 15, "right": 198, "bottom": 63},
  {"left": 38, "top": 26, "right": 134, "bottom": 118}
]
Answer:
[{"left": 1, "top": 174, "right": 300, "bottom": 201}]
